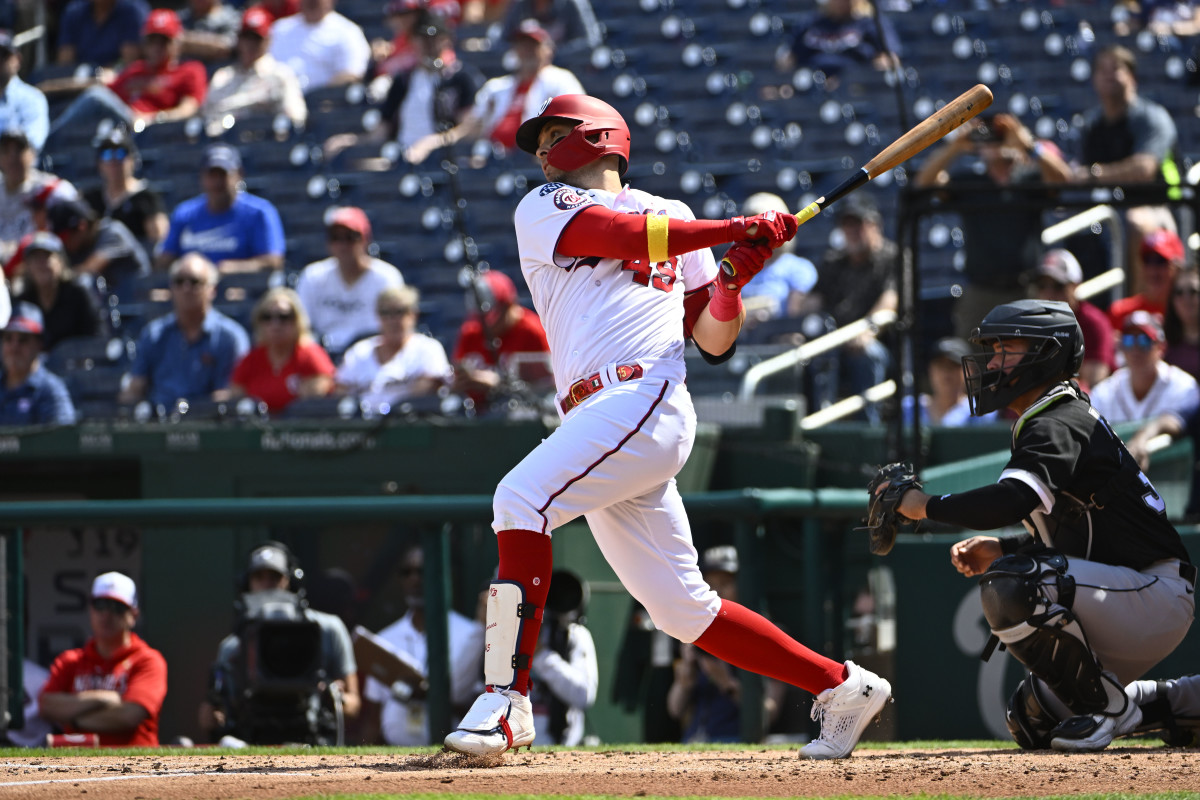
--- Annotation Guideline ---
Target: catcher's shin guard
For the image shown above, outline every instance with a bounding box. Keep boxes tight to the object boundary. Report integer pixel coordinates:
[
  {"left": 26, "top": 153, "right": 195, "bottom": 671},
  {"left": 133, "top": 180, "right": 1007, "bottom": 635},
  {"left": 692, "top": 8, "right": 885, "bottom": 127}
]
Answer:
[
  {"left": 1006, "top": 676, "right": 1062, "bottom": 749},
  {"left": 483, "top": 581, "right": 542, "bottom": 689},
  {"left": 979, "top": 553, "right": 1113, "bottom": 715}
]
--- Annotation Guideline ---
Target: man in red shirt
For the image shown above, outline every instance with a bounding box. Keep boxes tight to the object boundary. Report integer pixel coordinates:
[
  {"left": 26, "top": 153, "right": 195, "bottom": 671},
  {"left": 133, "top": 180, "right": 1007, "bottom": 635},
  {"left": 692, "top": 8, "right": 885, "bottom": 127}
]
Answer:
[
  {"left": 44, "top": 9, "right": 208, "bottom": 151},
  {"left": 1109, "top": 229, "right": 1184, "bottom": 331},
  {"left": 39, "top": 572, "right": 168, "bottom": 747},
  {"left": 452, "top": 269, "right": 550, "bottom": 414}
]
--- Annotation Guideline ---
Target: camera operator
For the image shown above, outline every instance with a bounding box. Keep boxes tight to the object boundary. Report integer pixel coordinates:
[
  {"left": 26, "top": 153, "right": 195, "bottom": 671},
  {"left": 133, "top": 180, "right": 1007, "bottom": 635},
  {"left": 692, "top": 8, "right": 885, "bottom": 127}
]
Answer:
[
  {"left": 199, "top": 541, "right": 360, "bottom": 744},
  {"left": 527, "top": 569, "right": 598, "bottom": 746}
]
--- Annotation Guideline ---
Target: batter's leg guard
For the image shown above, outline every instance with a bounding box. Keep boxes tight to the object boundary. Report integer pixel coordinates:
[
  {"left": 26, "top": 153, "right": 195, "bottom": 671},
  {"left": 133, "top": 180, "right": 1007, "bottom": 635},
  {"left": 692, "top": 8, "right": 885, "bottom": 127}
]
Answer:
[
  {"left": 1006, "top": 675, "right": 1062, "bottom": 750},
  {"left": 482, "top": 580, "right": 543, "bottom": 689}
]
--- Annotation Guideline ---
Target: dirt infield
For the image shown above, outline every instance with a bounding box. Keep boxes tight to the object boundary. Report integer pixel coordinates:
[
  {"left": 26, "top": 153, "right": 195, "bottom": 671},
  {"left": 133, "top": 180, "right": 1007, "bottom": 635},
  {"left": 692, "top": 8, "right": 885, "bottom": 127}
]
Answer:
[{"left": 0, "top": 746, "right": 1197, "bottom": 799}]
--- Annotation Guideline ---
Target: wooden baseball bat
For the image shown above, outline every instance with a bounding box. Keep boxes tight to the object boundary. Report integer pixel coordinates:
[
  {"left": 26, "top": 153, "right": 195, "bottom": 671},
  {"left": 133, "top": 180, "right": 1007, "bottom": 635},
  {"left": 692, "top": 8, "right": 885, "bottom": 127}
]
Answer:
[{"left": 794, "top": 83, "right": 994, "bottom": 225}]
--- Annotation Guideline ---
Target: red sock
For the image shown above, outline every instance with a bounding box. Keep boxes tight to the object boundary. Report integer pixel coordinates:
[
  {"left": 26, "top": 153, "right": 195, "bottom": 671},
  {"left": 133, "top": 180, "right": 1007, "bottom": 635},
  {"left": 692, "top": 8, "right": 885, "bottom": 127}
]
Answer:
[
  {"left": 693, "top": 599, "right": 847, "bottom": 695},
  {"left": 496, "top": 529, "right": 553, "bottom": 695}
]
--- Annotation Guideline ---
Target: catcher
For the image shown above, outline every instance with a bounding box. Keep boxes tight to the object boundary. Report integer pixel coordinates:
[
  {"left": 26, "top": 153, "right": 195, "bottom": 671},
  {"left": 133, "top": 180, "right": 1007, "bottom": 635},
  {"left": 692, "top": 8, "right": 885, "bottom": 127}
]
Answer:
[{"left": 867, "top": 299, "right": 1195, "bottom": 751}]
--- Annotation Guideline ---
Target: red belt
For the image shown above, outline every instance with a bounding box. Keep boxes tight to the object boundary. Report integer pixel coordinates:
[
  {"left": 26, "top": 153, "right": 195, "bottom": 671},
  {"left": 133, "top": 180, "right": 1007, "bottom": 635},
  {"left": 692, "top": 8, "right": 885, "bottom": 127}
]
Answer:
[{"left": 560, "top": 364, "right": 644, "bottom": 414}]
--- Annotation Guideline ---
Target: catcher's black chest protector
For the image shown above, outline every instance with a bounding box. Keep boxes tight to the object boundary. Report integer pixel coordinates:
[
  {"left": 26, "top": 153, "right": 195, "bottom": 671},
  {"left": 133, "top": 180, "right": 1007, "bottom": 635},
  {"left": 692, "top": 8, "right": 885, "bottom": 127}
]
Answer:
[{"left": 1007, "top": 386, "right": 1190, "bottom": 569}]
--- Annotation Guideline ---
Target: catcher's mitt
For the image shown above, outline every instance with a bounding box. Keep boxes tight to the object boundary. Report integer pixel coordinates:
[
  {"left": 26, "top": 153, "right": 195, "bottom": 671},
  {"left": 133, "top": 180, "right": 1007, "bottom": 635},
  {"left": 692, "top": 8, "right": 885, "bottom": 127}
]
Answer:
[{"left": 861, "top": 462, "right": 923, "bottom": 556}]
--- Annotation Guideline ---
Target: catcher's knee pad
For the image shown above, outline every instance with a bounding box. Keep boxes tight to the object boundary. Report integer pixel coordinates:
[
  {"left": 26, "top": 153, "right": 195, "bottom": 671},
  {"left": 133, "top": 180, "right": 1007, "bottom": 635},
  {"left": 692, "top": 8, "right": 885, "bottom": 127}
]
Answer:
[
  {"left": 482, "top": 581, "right": 542, "bottom": 689},
  {"left": 980, "top": 553, "right": 1109, "bottom": 714},
  {"left": 1006, "top": 676, "right": 1062, "bottom": 749}
]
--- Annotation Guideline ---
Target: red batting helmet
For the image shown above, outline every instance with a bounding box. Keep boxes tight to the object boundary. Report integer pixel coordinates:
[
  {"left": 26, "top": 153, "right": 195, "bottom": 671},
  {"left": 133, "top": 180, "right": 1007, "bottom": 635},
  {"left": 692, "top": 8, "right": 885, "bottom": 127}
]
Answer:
[{"left": 515, "top": 94, "right": 631, "bottom": 176}]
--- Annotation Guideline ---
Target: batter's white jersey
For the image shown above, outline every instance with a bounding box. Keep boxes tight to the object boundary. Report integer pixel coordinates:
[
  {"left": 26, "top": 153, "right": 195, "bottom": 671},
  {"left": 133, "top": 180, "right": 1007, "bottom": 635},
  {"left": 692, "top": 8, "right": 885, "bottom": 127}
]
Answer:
[{"left": 513, "top": 182, "right": 721, "bottom": 398}]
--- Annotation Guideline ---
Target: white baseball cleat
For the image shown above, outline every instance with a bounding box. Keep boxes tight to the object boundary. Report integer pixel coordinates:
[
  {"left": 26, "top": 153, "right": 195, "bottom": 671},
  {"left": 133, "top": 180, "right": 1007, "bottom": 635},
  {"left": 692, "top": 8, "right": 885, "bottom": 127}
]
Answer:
[
  {"left": 1049, "top": 697, "right": 1143, "bottom": 752},
  {"left": 801, "top": 661, "right": 892, "bottom": 760},
  {"left": 443, "top": 688, "right": 535, "bottom": 756}
]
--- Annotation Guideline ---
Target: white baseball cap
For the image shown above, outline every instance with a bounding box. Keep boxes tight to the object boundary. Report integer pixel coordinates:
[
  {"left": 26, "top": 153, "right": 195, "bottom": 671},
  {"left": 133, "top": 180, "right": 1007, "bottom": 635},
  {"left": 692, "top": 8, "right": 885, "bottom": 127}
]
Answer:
[
  {"left": 248, "top": 543, "right": 289, "bottom": 576},
  {"left": 92, "top": 572, "right": 138, "bottom": 609}
]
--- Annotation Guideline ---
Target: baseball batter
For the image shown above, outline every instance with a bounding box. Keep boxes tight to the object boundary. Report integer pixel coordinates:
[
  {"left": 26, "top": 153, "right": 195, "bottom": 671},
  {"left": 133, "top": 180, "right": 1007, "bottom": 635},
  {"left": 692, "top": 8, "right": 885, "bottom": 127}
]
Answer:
[
  {"left": 443, "top": 95, "right": 892, "bottom": 760},
  {"left": 886, "top": 299, "right": 1195, "bottom": 752}
]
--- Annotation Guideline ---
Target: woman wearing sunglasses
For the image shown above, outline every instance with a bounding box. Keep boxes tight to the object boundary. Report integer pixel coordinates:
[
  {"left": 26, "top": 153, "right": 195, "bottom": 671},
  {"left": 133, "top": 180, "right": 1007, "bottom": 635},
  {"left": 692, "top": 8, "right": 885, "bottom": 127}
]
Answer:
[
  {"left": 225, "top": 287, "right": 335, "bottom": 414},
  {"left": 1164, "top": 265, "right": 1199, "bottom": 382},
  {"left": 1089, "top": 310, "right": 1199, "bottom": 425},
  {"left": 82, "top": 127, "right": 169, "bottom": 250}
]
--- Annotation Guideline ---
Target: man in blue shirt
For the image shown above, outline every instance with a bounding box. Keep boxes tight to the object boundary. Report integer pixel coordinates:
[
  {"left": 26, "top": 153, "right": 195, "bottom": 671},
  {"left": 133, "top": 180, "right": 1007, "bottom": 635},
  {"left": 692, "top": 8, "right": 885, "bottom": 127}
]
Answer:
[
  {"left": 0, "top": 303, "right": 76, "bottom": 426},
  {"left": 157, "top": 144, "right": 285, "bottom": 275},
  {"left": 56, "top": 0, "right": 149, "bottom": 68},
  {"left": 0, "top": 34, "right": 49, "bottom": 155},
  {"left": 118, "top": 252, "right": 249, "bottom": 409}
]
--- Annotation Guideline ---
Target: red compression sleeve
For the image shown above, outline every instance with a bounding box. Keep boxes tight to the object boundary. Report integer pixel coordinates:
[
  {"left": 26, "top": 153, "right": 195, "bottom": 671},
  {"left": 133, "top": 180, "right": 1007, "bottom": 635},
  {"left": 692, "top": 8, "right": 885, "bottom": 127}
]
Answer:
[{"left": 558, "top": 205, "right": 736, "bottom": 260}]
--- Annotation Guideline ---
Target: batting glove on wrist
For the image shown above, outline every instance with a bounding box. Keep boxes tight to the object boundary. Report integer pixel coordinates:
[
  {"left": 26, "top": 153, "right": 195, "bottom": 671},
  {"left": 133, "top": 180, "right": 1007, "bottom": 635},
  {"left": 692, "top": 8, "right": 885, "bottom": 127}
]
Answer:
[
  {"left": 718, "top": 241, "right": 773, "bottom": 293},
  {"left": 728, "top": 211, "right": 799, "bottom": 249}
]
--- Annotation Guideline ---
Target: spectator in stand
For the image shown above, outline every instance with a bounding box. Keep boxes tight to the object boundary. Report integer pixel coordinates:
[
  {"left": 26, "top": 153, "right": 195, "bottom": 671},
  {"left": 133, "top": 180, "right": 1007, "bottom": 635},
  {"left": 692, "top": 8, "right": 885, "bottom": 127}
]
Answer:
[
  {"left": 178, "top": 0, "right": 242, "bottom": 63},
  {"left": 359, "top": 543, "right": 483, "bottom": 746},
  {"left": 1113, "top": 0, "right": 1200, "bottom": 38},
  {"left": 404, "top": 19, "right": 583, "bottom": 164},
  {"left": 82, "top": 127, "right": 169, "bottom": 252},
  {"left": 913, "top": 113, "right": 1073, "bottom": 338},
  {"left": 223, "top": 287, "right": 335, "bottom": 414},
  {"left": 294, "top": 207, "right": 404, "bottom": 355},
  {"left": 1089, "top": 310, "right": 1200, "bottom": 425},
  {"left": 48, "top": 196, "right": 149, "bottom": 292},
  {"left": 13, "top": 233, "right": 102, "bottom": 351},
  {"left": 202, "top": 8, "right": 308, "bottom": 129},
  {"left": 370, "top": 0, "right": 431, "bottom": 81},
  {"left": 806, "top": 194, "right": 897, "bottom": 423},
  {"left": 1028, "top": 248, "right": 1116, "bottom": 389},
  {"left": 43, "top": 10, "right": 208, "bottom": 152},
  {"left": 498, "top": 0, "right": 603, "bottom": 57},
  {"left": 118, "top": 253, "right": 250, "bottom": 408},
  {"left": 1070, "top": 44, "right": 1179, "bottom": 280},
  {"left": 666, "top": 546, "right": 785, "bottom": 743},
  {"left": 735, "top": 193, "right": 817, "bottom": 331},
  {"left": 38, "top": 572, "right": 166, "bottom": 746},
  {"left": 1164, "top": 265, "right": 1200, "bottom": 382},
  {"left": 268, "top": 0, "right": 371, "bottom": 93},
  {"left": 774, "top": 0, "right": 900, "bottom": 87},
  {"left": 327, "top": 12, "right": 479, "bottom": 156},
  {"left": 0, "top": 128, "right": 77, "bottom": 265},
  {"left": 901, "top": 337, "right": 997, "bottom": 427},
  {"left": 0, "top": 33, "right": 49, "bottom": 155},
  {"left": 55, "top": 0, "right": 149, "bottom": 68},
  {"left": 525, "top": 568, "right": 598, "bottom": 745},
  {"left": 451, "top": 269, "right": 550, "bottom": 414},
  {"left": 335, "top": 285, "right": 452, "bottom": 410},
  {"left": 462, "top": 0, "right": 508, "bottom": 25},
  {"left": 247, "top": 0, "right": 300, "bottom": 25},
  {"left": 1109, "top": 229, "right": 1184, "bottom": 330},
  {"left": 157, "top": 144, "right": 286, "bottom": 275},
  {"left": 0, "top": 303, "right": 76, "bottom": 426}
]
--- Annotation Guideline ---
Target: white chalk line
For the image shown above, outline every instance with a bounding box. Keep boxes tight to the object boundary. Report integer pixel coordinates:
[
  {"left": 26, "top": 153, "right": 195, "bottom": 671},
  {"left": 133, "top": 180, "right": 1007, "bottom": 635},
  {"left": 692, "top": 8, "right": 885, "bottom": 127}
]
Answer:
[{"left": 0, "top": 769, "right": 309, "bottom": 787}]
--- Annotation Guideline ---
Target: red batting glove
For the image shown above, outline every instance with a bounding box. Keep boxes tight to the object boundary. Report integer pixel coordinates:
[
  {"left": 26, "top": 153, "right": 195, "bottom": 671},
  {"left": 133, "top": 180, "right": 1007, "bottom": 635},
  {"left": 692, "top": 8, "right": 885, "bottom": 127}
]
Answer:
[
  {"left": 728, "top": 211, "right": 799, "bottom": 249},
  {"left": 718, "top": 241, "right": 773, "bottom": 293}
]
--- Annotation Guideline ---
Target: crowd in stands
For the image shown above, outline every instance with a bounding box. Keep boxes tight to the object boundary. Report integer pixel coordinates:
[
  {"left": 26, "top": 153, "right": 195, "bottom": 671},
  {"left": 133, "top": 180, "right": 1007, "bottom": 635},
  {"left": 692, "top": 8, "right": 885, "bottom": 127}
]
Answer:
[{"left": 0, "top": 0, "right": 1194, "bottom": 433}]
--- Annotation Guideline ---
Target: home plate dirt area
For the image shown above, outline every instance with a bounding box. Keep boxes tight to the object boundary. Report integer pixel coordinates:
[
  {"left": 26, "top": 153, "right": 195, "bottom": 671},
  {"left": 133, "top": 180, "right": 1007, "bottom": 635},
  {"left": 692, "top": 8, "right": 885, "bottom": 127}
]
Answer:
[{"left": 0, "top": 746, "right": 1196, "bottom": 799}]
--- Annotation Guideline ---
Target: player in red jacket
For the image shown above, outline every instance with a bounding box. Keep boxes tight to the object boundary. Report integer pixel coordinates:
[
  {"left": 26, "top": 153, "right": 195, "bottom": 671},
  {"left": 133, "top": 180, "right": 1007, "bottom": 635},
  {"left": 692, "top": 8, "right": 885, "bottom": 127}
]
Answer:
[{"left": 39, "top": 572, "right": 168, "bottom": 747}]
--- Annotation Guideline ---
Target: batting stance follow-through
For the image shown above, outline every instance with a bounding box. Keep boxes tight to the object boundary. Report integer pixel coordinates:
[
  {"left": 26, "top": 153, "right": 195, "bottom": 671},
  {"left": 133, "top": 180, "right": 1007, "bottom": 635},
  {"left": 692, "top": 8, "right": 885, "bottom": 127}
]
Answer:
[
  {"left": 874, "top": 299, "right": 1195, "bottom": 752},
  {"left": 442, "top": 95, "right": 892, "bottom": 760}
]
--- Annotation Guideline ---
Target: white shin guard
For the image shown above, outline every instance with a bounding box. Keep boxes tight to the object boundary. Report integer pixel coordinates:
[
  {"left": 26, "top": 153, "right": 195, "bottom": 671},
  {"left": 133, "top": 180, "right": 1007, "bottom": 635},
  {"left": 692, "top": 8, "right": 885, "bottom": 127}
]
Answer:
[{"left": 483, "top": 581, "right": 540, "bottom": 688}]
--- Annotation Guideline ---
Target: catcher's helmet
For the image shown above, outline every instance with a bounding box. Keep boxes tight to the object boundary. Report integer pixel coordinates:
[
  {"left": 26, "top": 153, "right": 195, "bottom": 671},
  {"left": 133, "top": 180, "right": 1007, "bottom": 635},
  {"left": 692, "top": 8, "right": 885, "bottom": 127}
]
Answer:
[
  {"left": 963, "top": 299, "right": 1084, "bottom": 416},
  {"left": 515, "top": 94, "right": 631, "bottom": 176}
]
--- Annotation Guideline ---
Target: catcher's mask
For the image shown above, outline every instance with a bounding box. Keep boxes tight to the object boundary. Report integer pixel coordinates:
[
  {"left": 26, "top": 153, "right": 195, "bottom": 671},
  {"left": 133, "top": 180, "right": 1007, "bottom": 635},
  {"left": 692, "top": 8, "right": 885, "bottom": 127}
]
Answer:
[
  {"left": 515, "top": 94, "right": 631, "bottom": 176},
  {"left": 964, "top": 299, "right": 1084, "bottom": 416}
]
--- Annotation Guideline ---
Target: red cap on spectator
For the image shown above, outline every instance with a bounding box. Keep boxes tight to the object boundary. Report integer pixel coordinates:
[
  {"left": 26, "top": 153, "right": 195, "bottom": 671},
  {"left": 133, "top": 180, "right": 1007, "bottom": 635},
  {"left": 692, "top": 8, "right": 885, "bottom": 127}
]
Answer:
[
  {"left": 143, "top": 9, "right": 183, "bottom": 39},
  {"left": 1122, "top": 309, "right": 1165, "bottom": 343},
  {"left": 327, "top": 206, "right": 372, "bottom": 241},
  {"left": 241, "top": 7, "right": 274, "bottom": 38},
  {"left": 1140, "top": 229, "right": 1185, "bottom": 264},
  {"left": 510, "top": 19, "right": 551, "bottom": 44},
  {"left": 385, "top": 0, "right": 425, "bottom": 14}
]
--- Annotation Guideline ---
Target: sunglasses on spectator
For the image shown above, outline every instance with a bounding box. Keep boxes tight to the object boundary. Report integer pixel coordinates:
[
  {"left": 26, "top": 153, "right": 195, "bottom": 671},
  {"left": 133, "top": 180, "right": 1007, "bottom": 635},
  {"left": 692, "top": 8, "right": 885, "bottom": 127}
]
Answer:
[
  {"left": 1174, "top": 286, "right": 1200, "bottom": 297},
  {"left": 2, "top": 332, "right": 36, "bottom": 346},
  {"left": 1121, "top": 333, "right": 1157, "bottom": 349},
  {"left": 1143, "top": 253, "right": 1172, "bottom": 266},
  {"left": 328, "top": 231, "right": 361, "bottom": 243},
  {"left": 258, "top": 310, "right": 296, "bottom": 323},
  {"left": 172, "top": 275, "right": 204, "bottom": 287},
  {"left": 98, "top": 148, "right": 128, "bottom": 162},
  {"left": 378, "top": 307, "right": 412, "bottom": 317},
  {"left": 90, "top": 598, "right": 130, "bottom": 614}
]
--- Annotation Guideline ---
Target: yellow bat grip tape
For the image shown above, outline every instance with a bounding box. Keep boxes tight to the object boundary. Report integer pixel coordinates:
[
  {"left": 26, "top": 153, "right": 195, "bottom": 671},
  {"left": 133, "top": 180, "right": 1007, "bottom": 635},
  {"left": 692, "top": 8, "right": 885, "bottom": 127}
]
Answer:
[
  {"left": 796, "top": 201, "right": 822, "bottom": 225},
  {"left": 646, "top": 215, "right": 669, "bottom": 263}
]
